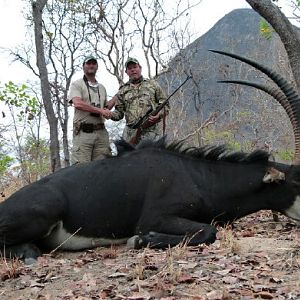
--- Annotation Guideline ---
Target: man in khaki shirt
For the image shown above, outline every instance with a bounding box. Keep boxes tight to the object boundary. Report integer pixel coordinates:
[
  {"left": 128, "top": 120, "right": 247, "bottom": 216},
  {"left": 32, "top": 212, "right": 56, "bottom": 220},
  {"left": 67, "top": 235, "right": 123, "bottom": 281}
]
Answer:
[{"left": 68, "top": 56, "right": 113, "bottom": 164}]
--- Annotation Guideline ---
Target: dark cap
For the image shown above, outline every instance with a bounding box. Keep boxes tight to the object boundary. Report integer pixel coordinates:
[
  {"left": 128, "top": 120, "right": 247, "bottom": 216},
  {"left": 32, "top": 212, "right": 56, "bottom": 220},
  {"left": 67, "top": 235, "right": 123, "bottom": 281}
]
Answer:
[
  {"left": 83, "top": 56, "right": 97, "bottom": 65},
  {"left": 125, "top": 57, "right": 139, "bottom": 68}
]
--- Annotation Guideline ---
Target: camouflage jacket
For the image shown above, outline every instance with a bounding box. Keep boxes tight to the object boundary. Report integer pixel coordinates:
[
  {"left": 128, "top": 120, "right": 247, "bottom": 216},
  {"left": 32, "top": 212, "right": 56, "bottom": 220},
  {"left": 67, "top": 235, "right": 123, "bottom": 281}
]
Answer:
[{"left": 111, "top": 78, "right": 168, "bottom": 126}]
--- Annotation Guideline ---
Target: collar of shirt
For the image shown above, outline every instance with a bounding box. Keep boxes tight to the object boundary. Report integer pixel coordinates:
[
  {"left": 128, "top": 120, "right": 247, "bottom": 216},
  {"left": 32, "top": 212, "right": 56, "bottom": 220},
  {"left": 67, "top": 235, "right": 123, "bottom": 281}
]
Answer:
[
  {"left": 129, "top": 76, "right": 144, "bottom": 85},
  {"left": 88, "top": 81, "right": 99, "bottom": 88}
]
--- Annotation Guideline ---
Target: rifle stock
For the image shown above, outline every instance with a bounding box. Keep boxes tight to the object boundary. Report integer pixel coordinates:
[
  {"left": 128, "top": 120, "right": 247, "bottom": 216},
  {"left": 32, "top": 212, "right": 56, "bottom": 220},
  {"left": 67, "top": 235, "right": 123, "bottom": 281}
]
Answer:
[{"left": 129, "top": 128, "right": 143, "bottom": 145}]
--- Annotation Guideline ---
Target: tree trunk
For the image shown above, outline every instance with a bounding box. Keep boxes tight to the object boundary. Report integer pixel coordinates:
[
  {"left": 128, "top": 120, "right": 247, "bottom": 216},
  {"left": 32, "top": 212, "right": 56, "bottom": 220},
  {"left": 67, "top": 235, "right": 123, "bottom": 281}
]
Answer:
[
  {"left": 61, "top": 90, "right": 70, "bottom": 167},
  {"left": 32, "top": 0, "right": 61, "bottom": 172},
  {"left": 245, "top": 0, "right": 300, "bottom": 93}
]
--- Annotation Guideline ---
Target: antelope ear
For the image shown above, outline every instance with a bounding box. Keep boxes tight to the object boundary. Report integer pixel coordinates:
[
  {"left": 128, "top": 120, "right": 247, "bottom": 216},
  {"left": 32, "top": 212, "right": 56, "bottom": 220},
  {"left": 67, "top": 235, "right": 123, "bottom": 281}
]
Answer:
[{"left": 263, "top": 167, "right": 286, "bottom": 183}]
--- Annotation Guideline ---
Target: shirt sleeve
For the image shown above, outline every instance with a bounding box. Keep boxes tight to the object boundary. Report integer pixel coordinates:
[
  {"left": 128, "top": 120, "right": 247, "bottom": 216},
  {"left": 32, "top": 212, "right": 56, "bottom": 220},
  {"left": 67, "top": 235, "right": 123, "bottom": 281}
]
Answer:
[
  {"left": 103, "top": 86, "right": 108, "bottom": 108},
  {"left": 68, "top": 81, "right": 82, "bottom": 104},
  {"left": 111, "top": 91, "right": 125, "bottom": 121}
]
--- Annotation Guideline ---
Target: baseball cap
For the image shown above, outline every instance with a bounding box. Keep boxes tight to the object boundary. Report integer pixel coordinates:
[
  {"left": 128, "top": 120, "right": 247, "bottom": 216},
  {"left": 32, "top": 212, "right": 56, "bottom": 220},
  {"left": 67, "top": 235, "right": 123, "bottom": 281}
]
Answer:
[
  {"left": 125, "top": 57, "right": 139, "bottom": 68},
  {"left": 83, "top": 56, "right": 97, "bottom": 65}
]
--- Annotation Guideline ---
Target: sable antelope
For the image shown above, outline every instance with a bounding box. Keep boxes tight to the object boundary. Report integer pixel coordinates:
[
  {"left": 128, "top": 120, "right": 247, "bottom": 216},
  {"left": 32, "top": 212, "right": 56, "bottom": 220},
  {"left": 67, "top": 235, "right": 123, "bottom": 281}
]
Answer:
[{"left": 0, "top": 50, "right": 300, "bottom": 264}]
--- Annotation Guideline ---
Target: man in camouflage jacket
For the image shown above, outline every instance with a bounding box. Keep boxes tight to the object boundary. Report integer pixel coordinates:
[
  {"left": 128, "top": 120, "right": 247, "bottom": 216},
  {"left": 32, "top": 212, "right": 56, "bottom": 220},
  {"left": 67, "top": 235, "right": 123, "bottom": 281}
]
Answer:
[{"left": 110, "top": 57, "right": 169, "bottom": 144}]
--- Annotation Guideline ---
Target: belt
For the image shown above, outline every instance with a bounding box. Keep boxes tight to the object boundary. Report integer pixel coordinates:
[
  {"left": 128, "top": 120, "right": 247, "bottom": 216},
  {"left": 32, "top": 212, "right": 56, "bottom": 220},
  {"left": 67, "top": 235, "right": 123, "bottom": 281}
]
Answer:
[{"left": 80, "top": 123, "right": 105, "bottom": 133}]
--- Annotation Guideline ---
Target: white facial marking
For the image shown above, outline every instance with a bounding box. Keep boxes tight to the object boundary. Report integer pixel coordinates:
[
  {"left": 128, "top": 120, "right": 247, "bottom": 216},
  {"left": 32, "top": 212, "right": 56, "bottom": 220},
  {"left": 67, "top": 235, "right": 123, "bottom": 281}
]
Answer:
[
  {"left": 285, "top": 195, "right": 300, "bottom": 221},
  {"left": 44, "top": 221, "right": 128, "bottom": 250},
  {"left": 263, "top": 167, "right": 285, "bottom": 183}
]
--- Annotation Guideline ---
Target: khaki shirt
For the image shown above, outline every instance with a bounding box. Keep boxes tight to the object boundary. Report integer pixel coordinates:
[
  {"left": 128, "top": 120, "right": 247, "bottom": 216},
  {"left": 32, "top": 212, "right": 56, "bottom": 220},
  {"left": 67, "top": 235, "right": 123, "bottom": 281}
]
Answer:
[
  {"left": 68, "top": 77, "right": 107, "bottom": 124},
  {"left": 111, "top": 78, "right": 168, "bottom": 126}
]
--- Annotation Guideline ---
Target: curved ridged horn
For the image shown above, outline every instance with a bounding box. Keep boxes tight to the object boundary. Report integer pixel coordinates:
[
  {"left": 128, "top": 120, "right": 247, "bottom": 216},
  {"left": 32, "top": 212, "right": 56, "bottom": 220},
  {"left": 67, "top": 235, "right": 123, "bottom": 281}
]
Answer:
[{"left": 210, "top": 50, "right": 300, "bottom": 164}]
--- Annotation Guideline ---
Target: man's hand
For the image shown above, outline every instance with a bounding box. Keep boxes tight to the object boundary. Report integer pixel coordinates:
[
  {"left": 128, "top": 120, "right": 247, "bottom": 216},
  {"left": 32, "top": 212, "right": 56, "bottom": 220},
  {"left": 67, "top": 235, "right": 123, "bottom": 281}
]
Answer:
[
  {"left": 148, "top": 113, "right": 161, "bottom": 124},
  {"left": 100, "top": 108, "right": 113, "bottom": 119},
  {"left": 72, "top": 97, "right": 114, "bottom": 119}
]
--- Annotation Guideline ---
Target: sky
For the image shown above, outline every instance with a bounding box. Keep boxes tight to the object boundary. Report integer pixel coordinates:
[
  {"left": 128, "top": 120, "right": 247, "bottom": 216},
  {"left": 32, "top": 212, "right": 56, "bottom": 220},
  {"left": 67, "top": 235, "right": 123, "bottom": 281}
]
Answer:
[
  {"left": 0, "top": 0, "right": 251, "bottom": 86},
  {"left": 0, "top": 0, "right": 296, "bottom": 96}
]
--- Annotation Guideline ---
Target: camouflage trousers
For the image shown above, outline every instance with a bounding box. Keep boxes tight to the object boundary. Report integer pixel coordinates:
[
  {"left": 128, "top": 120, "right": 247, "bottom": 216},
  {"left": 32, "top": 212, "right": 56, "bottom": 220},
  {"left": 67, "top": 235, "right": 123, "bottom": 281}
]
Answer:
[
  {"left": 123, "top": 122, "right": 163, "bottom": 145},
  {"left": 71, "top": 128, "right": 111, "bottom": 165}
]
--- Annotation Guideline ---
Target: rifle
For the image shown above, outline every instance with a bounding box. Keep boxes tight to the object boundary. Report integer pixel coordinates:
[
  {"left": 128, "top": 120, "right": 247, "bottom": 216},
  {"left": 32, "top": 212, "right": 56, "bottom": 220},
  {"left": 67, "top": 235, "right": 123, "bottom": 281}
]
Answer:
[
  {"left": 130, "top": 75, "right": 192, "bottom": 145},
  {"left": 131, "top": 75, "right": 192, "bottom": 130}
]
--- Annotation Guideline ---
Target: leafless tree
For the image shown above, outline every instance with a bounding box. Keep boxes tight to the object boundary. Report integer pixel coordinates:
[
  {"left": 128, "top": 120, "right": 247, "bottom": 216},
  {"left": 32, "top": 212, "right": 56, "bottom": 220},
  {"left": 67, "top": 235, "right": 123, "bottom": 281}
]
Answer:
[
  {"left": 86, "top": 0, "right": 201, "bottom": 83},
  {"left": 32, "top": 0, "right": 61, "bottom": 172},
  {"left": 10, "top": 1, "right": 100, "bottom": 168},
  {"left": 246, "top": 0, "right": 300, "bottom": 93}
]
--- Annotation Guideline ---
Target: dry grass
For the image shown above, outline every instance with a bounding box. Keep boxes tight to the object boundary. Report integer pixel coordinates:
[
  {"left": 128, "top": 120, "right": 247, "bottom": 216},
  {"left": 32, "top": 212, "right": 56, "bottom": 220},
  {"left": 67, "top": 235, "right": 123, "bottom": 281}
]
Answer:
[
  {"left": 172, "top": 234, "right": 196, "bottom": 257},
  {"left": 217, "top": 224, "right": 241, "bottom": 254},
  {"left": 160, "top": 247, "right": 184, "bottom": 283},
  {"left": 101, "top": 245, "right": 119, "bottom": 259},
  {"left": 282, "top": 247, "right": 300, "bottom": 270},
  {"left": 134, "top": 249, "right": 148, "bottom": 280},
  {"left": 0, "top": 256, "right": 23, "bottom": 281}
]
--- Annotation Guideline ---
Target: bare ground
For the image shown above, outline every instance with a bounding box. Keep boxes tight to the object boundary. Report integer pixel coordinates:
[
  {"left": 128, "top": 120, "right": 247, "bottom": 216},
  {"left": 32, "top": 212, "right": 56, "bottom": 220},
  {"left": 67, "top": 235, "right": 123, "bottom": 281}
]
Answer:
[{"left": 0, "top": 211, "right": 299, "bottom": 300}]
